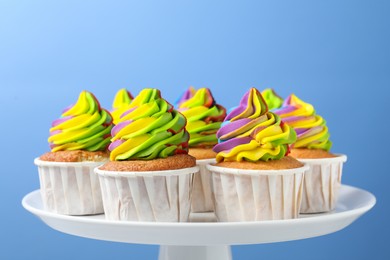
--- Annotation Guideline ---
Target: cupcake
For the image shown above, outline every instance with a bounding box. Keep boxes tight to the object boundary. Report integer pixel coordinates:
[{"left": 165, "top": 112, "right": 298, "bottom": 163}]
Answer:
[
  {"left": 274, "top": 94, "right": 347, "bottom": 213},
  {"left": 176, "top": 87, "right": 226, "bottom": 212},
  {"left": 111, "top": 88, "right": 134, "bottom": 125},
  {"left": 95, "top": 89, "right": 198, "bottom": 222},
  {"left": 208, "top": 88, "right": 307, "bottom": 222},
  {"left": 261, "top": 88, "right": 284, "bottom": 110},
  {"left": 35, "top": 91, "right": 113, "bottom": 215}
]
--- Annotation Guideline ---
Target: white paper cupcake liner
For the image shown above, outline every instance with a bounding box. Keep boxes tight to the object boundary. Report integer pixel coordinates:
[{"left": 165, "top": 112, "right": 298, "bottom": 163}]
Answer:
[
  {"left": 95, "top": 166, "right": 199, "bottom": 222},
  {"left": 298, "top": 154, "right": 347, "bottom": 214},
  {"left": 34, "top": 158, "right": 105, "bottom": 215},
  {"left": 207, "top": 164, "right": 308, "bottom": 222},
  {"left": 191, "top": 158, "right": 216, "bottom": 213}
]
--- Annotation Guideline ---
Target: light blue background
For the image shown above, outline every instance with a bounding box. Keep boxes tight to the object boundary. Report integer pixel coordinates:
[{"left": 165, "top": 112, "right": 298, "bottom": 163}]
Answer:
[{"left": 1, "top": 0, "right": 388, "bottom": 259}]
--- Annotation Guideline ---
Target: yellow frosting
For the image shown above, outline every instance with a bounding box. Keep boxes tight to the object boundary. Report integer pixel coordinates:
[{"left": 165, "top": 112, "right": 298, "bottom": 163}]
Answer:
[
  {"left": 274, "top": 94, "right": 332, "bottom": 150},
  {"left": 214, "top": 88, "right": 296, "bottom": 162},
  {"left": 109, "top": 89, "right": 189, "bottom": 161},
  {"left": 177, "top": 87, "right": 226, "bottom": 147},
  {"left": 111, "top": 89, "right": 133, "bottom": 125},
  {"left": 49, "top": 91, "right": 113, "bottom": 152}
]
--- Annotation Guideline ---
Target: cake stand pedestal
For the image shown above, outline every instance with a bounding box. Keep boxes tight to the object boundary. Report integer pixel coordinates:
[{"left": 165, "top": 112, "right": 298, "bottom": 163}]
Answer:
[
  {"left": 22, "top": 185, "right": 375, "bottom": 260},
  {"left": 159, "top": 246, "right": 231, "bottom": 260}
]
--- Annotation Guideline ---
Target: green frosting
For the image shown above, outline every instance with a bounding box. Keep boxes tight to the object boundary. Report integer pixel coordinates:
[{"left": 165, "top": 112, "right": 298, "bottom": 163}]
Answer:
[
  {"left": 177, "top": 87, "right": 226, "bottom": 148},
  {"left": 109, "top": 89, "right": 189, "bottom": 161},
  {"left": 261, "top": 88, "right": 283, "bottom": 110},
  {"left": 49, "top": 91, "right": 113, "bottom": 152}
]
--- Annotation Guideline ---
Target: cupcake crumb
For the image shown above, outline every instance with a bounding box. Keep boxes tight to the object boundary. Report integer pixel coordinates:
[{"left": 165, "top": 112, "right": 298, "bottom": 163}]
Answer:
[
  {"left": 100, "top": 154, "right": 196, "bottom": 172},
  {"left": 215, "top": 156, "right": 304, "bottom": 170},
  {"left": 189, "top": 148, "right": 217, "bottom": 160},
  {"left": 40, "top": 150, "right": 109, "bottom": 162},
  {"left": 290, "top": 148, "right": 336, "bottom": 159}
]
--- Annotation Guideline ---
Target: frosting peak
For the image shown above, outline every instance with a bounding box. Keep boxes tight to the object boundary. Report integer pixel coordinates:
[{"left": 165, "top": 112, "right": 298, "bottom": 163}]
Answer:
[
  {"left": 224, "top": 87, "right": 268, "bottom": 121},
  {"left": 274, "top": 94, "right": 331, "bottom": 151},
  {"left": 276, "top": 94, "right": 315, "bottom": 117},
  {"left": 49, "top": 91, "right": 113, "bottom": 152},
  {"left": 214, "top": 88, "right": 296, "bottom": 162},
  {"left": 261, "top": 88, "right": 283, "bottom": 110},
  {"left": 109, "top": 88, "right": 189, "bottom": 161},
  {"left": 111, "top": 89, "right": 134, "bottom": 125},
  {"left": 177, "top": 87, "right": 226, "bottom": 148}
]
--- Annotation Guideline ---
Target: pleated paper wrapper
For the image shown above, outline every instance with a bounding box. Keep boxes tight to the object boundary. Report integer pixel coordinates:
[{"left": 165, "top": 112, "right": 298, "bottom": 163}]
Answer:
[
  {"left": 191, "top": 159, "right": 215, "bottom": 213},
  {"left": 34, "top": 158, "right": 105, "bottom": 215},
  {"left": 298, "top": 154, "right": 347, "bottom": 214},
  {"left": 207, "top": 164, "right": 308, "bottom": 222},
  {"left": 96, "top": 166, "right": 199, "bottom": 222}
]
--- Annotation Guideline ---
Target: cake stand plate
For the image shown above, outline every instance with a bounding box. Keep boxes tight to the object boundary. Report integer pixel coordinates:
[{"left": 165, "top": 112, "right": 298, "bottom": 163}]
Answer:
[{"left": 22, "top": 185, "right": 375, "bottom": 260}]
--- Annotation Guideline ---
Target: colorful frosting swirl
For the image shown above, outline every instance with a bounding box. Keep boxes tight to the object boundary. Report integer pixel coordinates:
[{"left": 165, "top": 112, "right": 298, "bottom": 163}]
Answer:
[
  {"left": 213, "top": 88, "right": 296, "bottom": 162},
  {"left": 261, "top": 88, "right": 283, "bottom": 110},
  {"left": 49, "top": 91, "right": 113, "bottom": 152},
  {"left": 273, "top": 94, "right": 332, "bottom": 151},
  {"left": 109, "top": 88, "right": 189, "bottom": 161},
  {"left": 177, "top": 87, "right": 226, "bottom": 148},
  {"left": 111, "top": 88, "right": 134, "bottom": 125}
]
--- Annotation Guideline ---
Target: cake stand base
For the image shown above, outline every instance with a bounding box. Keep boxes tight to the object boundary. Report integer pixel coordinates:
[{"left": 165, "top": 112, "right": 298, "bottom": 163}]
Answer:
[
  {"left": 159, "top": 245, "right": 231, "bottom": 260},
  {"left": 22, "top": 185, "right": 376, "bottom": 260}
]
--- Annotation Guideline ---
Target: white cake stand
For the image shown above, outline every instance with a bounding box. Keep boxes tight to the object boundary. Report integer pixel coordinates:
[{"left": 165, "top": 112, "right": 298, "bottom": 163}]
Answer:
[{"left": 22, "top": 185, "right": 375, "bottom": 260}]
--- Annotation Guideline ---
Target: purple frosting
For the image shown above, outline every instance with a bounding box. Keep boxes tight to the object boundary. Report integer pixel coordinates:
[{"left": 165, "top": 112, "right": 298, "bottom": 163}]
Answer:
[
  {"left": 273, "top": 105, "right": 296, "bottom": 115},
  {"left": 217, "top": 118, "right": 252, "bottom": 139},
  {"left": 111, "top": 120, "right": 132, "bottom": 136},
  {"left": 108, "top": 139, "right": 125, "bottom": 151},
  {"left": 279, "top": 115, "right": 306, "bottom": 124},
  {"left": 120, "top": 107, "right": 137, "bottom": 119},
  {"left": 214, "top": 136, "right": 252, "bottom": 153},
  {"left": 295, "top": 126, "right": 323, "bottom": 138},
  {"left": 294, "top": 128, "right": 308, "bottom": 136},
  {"left": 49, "top": 130, "right": 62, "bottom": 136},
  {"left": 51, "top": 116, "right": 73, "bottom": 127},
  {"left": 225, "top": 91, "right": 250, "bottom": 121},
  {"left": 176, "top": 89, "right": 194, "bottom": 105}
]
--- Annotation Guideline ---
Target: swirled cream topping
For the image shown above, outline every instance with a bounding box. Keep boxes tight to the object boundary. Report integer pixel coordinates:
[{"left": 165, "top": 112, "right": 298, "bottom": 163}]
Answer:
[
  {"left": 111, "top": 88, "right": 134, "bottom": 125},
  {"left": 177, "top": 87, "right": 226, "bottom": 147},
  {"left": 261, "top": 88, "right": 283, "bottom": 110},
  {"left": 109, "top": 88, "right": 189, "bottom": 161},
  {"left": 273, "top": 94, "right": 332, "bottom": 150},
  {"left": 213, "top": 88, "right": 296, "bottom": 162},
  {"left": 49, "top": 91, "right": 113, "bottom": 152}
]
